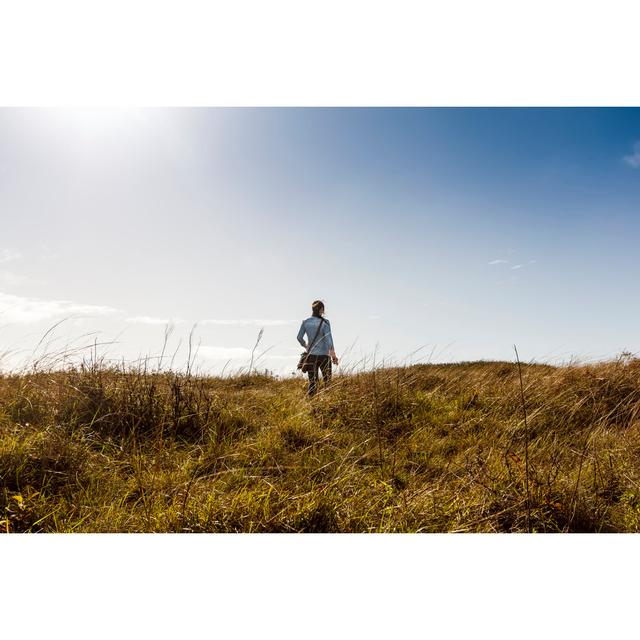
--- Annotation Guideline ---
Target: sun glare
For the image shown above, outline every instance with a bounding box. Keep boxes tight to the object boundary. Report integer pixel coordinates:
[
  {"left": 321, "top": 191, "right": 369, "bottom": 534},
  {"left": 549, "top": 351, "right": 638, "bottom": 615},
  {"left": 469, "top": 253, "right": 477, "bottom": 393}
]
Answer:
[
  {"left": 36, "top": 107, "right": 158, "bottom": 142},
  {"left": 47, "top": 107, "right": 151, "bottom": 141}
]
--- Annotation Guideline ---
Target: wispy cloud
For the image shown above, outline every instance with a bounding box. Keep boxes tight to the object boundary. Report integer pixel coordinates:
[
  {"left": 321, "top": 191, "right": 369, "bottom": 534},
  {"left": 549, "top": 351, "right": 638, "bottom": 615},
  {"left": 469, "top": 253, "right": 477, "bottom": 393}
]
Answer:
[
  {"left": 0, "top": 271, "right": 34, "bottom": 287},
  {"left": 38, "top": 245, "right": 60, "bottom": 262},
  {"left": 200, "top": 318, "right": 294, "bottom": 327},
  {"left": 0, "top": 291, "right": 119, "bottom": 324},
  {"left": 199, "top": 345, "right": 252, "bottom": 360},
  {"left": 489, "top": 257, "right": 536, "bottom": 271},
  {"left": 124, "top": 315, "right": 294, "bottom": 328},
  {"left": 0, "top": 249, "right": 21, "bottom": 264},
  {"left": 125, "top": 315, "right": 185, "bottom": 325},
  {"left": 623, "top": 141, "right": 640, "bottom": 168}
]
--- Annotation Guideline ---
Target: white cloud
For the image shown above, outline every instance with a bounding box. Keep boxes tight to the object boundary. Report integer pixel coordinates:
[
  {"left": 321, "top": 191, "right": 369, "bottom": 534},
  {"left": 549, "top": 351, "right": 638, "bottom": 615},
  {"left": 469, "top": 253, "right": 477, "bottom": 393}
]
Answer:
[
  {"left": 38, "top": 245, "right": 60, "bottom": 261},
  {"left": 199, "top": 345, "right": 252, "bottom": 360},
  {"left": 510, "top": 264, "right": 523, "bottom": 270},
  {"left": 0, "top": 291, "right": 119, "bottom": 324},
  {"left": 488, "top": 259, "right": 508, "bottom": 265},
  {"left": 623, "top": 141, "right": 640, "bottom": 168},
  {"left": 125, "top": 315, "right": 185, "bottom": 325},
  {"left": 0, "top": 271, "right": 33, "bottom": 287},
  {"left": 0, "top": 249, "right": 21, "bottom": 264},
  {"left": 124, "top": 316, "right": 293, "bottom": 327},
  {"left": 200, "top": 318, "right": 293, "bottom": 327}
]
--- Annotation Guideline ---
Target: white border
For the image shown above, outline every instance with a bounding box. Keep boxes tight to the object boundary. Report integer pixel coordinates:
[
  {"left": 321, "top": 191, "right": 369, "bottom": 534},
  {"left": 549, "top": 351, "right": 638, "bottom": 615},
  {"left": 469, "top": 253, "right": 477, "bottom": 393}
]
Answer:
[
  {"left": 1, "top": 0, "right": 640, "bottom": 106},
  {"left": 2, "top": 534, "right": 639, "bottom": 638}
]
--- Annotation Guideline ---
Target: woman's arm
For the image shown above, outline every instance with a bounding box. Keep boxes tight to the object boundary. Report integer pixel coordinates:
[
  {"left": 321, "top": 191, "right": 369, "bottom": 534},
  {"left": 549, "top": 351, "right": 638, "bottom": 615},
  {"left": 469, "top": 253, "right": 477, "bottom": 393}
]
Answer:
[
  {"left": 297, "top": 322, "right": 307, "bottom": 349},
  {"left": 324, "top": 321, "right": 338, "bottom": 365}
]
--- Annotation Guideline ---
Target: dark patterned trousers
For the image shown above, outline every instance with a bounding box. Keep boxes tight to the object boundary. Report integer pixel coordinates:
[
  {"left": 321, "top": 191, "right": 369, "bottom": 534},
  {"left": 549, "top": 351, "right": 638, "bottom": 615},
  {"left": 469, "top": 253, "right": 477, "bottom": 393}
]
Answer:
[{"left": 306, "top": 354, "right": 332, "bottom": 396}]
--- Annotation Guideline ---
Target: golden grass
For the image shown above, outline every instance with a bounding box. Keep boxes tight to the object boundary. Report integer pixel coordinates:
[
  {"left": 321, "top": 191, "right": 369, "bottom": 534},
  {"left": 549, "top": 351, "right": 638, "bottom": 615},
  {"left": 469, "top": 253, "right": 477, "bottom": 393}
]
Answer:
[{"left": 2, "top": 356, "right": 640, "bottom": 532}]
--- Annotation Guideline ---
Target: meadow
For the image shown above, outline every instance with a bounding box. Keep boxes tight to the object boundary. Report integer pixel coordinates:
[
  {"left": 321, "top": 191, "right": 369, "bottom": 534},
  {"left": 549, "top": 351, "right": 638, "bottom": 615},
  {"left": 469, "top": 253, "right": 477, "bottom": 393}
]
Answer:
[{"left": 2, "top": 355, "right": 640, "bottom": 532}]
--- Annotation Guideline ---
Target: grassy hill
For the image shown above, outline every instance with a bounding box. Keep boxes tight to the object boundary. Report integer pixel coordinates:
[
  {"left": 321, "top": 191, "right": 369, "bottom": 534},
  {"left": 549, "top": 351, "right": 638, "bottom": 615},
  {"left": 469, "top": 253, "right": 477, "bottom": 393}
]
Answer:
[{"left": 2, "top": 357, "right": 640, "bottom": 532}]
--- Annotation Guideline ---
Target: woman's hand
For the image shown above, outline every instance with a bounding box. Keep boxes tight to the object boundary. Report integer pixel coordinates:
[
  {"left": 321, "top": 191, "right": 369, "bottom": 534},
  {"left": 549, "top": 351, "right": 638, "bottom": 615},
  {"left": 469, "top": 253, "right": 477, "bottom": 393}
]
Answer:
[{"left": 332, "top": 355, "right": 339, "bottom": 366}]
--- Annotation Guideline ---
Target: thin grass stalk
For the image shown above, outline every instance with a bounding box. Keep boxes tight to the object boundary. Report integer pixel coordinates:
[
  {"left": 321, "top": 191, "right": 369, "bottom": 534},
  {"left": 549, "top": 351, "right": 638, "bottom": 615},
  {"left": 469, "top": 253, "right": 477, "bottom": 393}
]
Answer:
[
  {"left": 249, "top": 328, "right": 264, "bottom": 374},
  {"left": 514, "top": 345, "right": 531, "bottom": 533},
  {"left": 372, "top": 351, "right": 384, "bottom": 475}
]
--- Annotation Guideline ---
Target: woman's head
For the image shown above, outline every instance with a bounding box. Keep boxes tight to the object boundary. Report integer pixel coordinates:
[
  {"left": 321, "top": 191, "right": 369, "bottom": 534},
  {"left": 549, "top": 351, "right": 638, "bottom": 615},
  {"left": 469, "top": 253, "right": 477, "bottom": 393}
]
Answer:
[{"left": 311, "top": 300, "right": 325, "bottom": 317}]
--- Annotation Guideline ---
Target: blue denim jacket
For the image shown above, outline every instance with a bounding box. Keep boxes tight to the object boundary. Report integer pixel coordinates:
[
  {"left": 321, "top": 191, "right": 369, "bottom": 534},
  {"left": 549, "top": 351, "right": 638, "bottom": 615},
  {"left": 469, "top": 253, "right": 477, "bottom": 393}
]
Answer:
[{"left": 297, "top": 316, "right": 334, "bottom": 356}]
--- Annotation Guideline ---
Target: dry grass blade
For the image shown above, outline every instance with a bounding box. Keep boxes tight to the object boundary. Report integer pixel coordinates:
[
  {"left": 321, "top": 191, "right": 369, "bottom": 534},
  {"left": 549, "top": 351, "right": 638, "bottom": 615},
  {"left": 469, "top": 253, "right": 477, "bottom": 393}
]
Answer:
[{"left": 514, "top": 345, "right": 531, "bottom": 533}]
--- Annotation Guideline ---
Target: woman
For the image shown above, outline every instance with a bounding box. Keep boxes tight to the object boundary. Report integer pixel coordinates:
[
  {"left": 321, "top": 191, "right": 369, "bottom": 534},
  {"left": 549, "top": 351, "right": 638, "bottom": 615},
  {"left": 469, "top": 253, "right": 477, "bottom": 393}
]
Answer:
[{"left": 297, "top": 300, "right": 339, "bottom": 396}]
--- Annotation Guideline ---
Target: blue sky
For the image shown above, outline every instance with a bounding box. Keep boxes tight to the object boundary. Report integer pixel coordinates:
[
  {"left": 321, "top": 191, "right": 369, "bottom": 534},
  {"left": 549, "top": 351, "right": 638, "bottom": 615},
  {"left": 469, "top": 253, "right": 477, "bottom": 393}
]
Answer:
[{"left": 1, "top": 108, "right": 640, "bottom": 373}]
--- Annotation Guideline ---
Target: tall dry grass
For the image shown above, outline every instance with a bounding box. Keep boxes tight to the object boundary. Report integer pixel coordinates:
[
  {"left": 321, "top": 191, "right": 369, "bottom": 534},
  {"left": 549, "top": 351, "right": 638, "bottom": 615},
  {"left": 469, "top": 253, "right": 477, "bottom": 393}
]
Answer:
[{"left": 2, "top": 352, "right": 640, "bottom": 532}]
